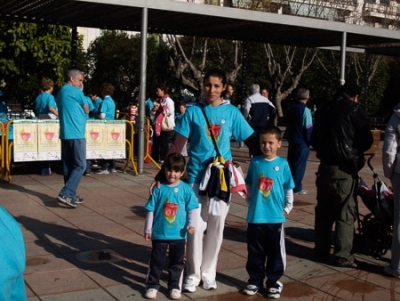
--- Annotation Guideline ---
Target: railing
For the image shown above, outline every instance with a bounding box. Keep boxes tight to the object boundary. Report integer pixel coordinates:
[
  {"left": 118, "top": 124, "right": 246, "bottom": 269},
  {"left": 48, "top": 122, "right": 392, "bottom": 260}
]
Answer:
[{"left": 0, "top": 120, "right": 138, "bottom": 182}]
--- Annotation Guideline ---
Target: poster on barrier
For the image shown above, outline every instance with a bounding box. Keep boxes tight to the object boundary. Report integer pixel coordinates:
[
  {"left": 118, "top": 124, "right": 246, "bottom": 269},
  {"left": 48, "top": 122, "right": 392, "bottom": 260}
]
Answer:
[
  {"left": 86, "top": 120, "right": 106, "bottom": 159},
  {"left": 13, "top": 120, "right": 38, "bottom": 162},
  {"left": 104, "top": 120, "right": 126, "bottom": 159},
  {"left": 37, "top": 120, "right": 61, "bottom": 161}
]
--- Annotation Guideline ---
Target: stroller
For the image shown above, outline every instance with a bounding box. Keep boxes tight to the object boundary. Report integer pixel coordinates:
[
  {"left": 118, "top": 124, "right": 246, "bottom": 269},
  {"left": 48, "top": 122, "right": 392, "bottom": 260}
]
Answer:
[{"left": 357, "top": 154, "right": 394, "bottom": 257}]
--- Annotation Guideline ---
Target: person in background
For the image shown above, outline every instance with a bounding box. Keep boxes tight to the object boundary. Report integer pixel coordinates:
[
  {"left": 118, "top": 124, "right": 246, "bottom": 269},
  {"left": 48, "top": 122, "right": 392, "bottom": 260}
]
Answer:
[
  {"left": 96, "top": 82, "right": 117, "bottom": 175},
  {"left": 83, "top": 86, "right": 96, "bottom": 176},
  {"left": 0, "top": 91, "right": 13, "bottom": 141},
  {"left": 34, "top": 78, "right": 58, "bottom": 175},
  {"left": 311, "top": 83, "right": 372, "bottom": 267},
  {"left": 56, "top": 69, "right": 89, "bottom": 208},
  {"left": 261, "top": 88, "right": 269, "bottom": 98},
  {"left": 152, "top": 84, "right": 175, "bottom": 164},
  {"left": 174, "top": 101, "right": 188, "bottom": 157},
  {"left": 35, "top": 77, "right": 58, "bottom": 119},
  {"left": 243, "top": 126, "right": 294, "bottom": 298},
  {"left": 0, "top": 206, "right": 27, "bottom": 301},
  {"left": 151, "top": 101, "right": 160, "bottom": 123},
  {"left": 87, "top": 86, "right": 101, "bottom": 169},
  {"left": 285, "top": 88, "right": 313, "bottom": 195},
  {"left": 244, "top": 84, "right": 276, "bottom": 156},
  {"left": 144, "top": 153, "right": 199, "bottom": 300},
  {"left": 222, "top": 83, "right": 234, "bottom": 104},
  {"left": 152, "top": 68, "right": 261, "bottom": 293},
  {"left": 88, "top": 86, "right": 102, "bottom": 118},
  {"left": 382, "top": 102, "right": 400, "bottom": 278},
  {"left": 145, "top": 92, "right": 154, "bottom": 120}
]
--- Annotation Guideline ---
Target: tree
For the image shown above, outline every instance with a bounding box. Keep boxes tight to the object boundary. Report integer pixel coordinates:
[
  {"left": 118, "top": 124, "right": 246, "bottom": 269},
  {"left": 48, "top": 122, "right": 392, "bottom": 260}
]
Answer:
[
  {"left": 178, "top": 0, "right": 398, "bottom": 119},
  {"left": 0, "top": 22, "right": 74, "bottom": 107},
  {"left": 162, "top": 35, "right": 242, "bottom": 101},
  {"left": 87, "top": 31, "right": 169, "bottom": 109}
]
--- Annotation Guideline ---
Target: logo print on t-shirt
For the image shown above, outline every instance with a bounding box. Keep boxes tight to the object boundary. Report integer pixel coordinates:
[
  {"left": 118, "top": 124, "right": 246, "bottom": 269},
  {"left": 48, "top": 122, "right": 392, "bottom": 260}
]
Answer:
[
  {"left": 258, "top": 175, "right": 273, "bottom": 201},
  {"left": 206, "top": 122, "right": 221, "bottom": 142},
  {"left": 163, "top": 199, "right": 178, "bottom": 225}
]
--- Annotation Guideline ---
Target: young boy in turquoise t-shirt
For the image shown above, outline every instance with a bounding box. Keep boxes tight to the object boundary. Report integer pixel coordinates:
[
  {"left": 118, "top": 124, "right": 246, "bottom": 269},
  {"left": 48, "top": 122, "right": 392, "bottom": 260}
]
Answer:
[{"left": 243, "top": 126, "right": 294, "bottom": 299}]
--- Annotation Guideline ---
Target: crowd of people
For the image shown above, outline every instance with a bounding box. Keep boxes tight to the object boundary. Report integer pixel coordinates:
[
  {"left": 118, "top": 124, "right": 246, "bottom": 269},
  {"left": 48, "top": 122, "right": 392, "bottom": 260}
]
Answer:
[{"left": 2, "top": 67, "right": 399, "bottom": 300}]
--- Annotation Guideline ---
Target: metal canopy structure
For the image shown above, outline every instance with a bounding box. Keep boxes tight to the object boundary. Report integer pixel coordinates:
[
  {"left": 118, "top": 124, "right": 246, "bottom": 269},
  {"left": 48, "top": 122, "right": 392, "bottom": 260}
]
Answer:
[
  {"left": 1, "top": 0, "right": 400, "bottom": 49},
  {"left": 2, "top": 0, "right": 400, "bottom": 173}
]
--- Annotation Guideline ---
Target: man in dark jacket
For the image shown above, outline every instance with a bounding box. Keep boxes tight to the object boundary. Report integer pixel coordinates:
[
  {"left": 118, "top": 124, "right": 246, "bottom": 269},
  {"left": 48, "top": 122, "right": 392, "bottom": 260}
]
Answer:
[
  {"left": 244, "top": 84, "right": 276, "bottom": 156},
  {"left": 286, "top": 88, "right": 313, "bottom": 195},
  {"left": 311, "top": 83, "right": 373, "bottom": 268}
]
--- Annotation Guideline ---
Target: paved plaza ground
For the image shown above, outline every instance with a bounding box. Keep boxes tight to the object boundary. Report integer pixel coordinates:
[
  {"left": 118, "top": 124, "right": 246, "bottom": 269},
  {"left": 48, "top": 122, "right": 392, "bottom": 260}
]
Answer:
[{"left": 1, "top": 140, "right": 400, "bottom": 300}]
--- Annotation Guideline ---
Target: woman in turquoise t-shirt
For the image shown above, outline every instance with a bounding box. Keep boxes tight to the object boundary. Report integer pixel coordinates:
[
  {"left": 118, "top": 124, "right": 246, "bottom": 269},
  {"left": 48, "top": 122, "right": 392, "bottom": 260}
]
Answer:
[{"left": 153, "top": 68, "right": 261, "bottom": 293}]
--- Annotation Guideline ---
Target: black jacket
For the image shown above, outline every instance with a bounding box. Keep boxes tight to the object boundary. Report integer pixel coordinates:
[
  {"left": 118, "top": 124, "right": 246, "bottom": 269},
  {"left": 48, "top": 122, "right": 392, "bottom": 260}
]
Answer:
[{"left": 311, "top": 91, "right": 373, "bottom": 172}]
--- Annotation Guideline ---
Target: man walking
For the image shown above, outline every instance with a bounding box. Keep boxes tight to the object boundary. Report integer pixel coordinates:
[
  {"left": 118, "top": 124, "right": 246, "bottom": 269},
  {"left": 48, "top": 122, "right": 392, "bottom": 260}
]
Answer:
[
  {"left": 286, "top": 88, "right": 313, "bottom": 195},
  {"left": 56, "top": 69, "right": 89, "bottom": 208},
  {"left": 311, "top": 83, "right": 372, "bottom": 267},
  {"left": 244, "top": 84, "right": 276, "bottom": 155}
]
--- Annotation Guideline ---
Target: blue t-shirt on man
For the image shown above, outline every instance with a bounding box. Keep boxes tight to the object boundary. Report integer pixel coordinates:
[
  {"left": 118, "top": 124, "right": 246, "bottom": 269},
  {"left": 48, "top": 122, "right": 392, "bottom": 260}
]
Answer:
[{"left": 56, "top": 84, "right": 87, "bottom": 139}]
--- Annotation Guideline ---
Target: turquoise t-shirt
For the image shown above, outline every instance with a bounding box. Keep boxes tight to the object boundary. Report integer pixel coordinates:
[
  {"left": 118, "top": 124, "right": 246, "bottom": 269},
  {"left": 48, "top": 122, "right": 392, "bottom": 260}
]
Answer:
[
  {"left": 35, "top": 92, "right": 57, "bottom": 115},
  {"left": 84, "top": 96, "right": 95, "bottom": 120},
  {"left": 93, "top": 97, "right": 102, "bottom": 114},
  {"left": 174, "top": 103, "right": 254, "bottom": 184},
  {"left": 56, "top": 84, "right": 87, "bottom": 139},
  {"left": 100, "top": 95, "right": 116, "bottom": 120},
  {"left": 245, "top": 156, "right": 294, "bottom": 224},
  {"left": 0, "top": 206, "right": 27, "bottom": 301},
  {"left": 144, "top": 181, "right": 199, "bottom": 240}
]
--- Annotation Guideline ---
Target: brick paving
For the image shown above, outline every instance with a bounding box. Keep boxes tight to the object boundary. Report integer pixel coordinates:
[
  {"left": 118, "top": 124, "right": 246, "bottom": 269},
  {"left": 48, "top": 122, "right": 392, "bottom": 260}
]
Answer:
[{"left": 1, "top": 139, "right": 399, "bottom": 300}]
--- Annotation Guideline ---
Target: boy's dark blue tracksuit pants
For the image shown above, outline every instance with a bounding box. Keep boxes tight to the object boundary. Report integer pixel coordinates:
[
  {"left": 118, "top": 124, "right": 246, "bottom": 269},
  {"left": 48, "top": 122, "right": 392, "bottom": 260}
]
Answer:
[{"left": 246, "top": 223, "right": 285, "bottom": 289}]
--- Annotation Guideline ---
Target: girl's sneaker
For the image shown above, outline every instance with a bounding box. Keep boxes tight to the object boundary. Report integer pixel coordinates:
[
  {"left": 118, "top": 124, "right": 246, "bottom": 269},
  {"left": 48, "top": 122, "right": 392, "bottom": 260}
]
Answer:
[
  {"left": 145, "top": 288, "right": 158, "bottom": 299},
  {"left": 267, "top": 281, "right": 283, "bottom": 299}
]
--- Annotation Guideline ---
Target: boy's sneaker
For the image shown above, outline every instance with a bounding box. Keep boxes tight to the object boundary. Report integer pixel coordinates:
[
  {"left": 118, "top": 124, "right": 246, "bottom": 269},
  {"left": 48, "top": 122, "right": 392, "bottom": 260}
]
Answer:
[
  {"left": 243, "top": 284, "right": 259, "bottom": 295},
  {"left": 202, "top": 280, "right": 217, "bottom": 290},
  {"left": 145, "top": 288, "right": 158, "bottom": 299},
  {"left": 109, "top": 168, "right": 117, "bottom": 173},
  {"left": 384, "top": 265, "right": 400, "bottom": 278},
  {"left": 57, "top": 195, "right": 77, "bottom": 208},
  {"left": 169, "top": 289, "right": 181, "bottom": 300},
  {"left": 183, "top": 280, "right": 197, "bottom": 293},
  {"left": 84, "top": 170, "right": 91, "bottom": 176},
  {"left": 74, "top": 196, "right": 84, "bottom": 204},
  {"left": 267, "top": 281, "right": 283, "bottom": 299},
  {"left": 96, "top": 169, "right": 110, "bottom": 175}
]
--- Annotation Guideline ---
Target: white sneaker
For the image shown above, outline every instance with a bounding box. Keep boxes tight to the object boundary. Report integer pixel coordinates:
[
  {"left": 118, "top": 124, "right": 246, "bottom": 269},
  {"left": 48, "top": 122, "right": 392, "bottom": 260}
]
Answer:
[
  {"left": 202, "top": 280, "right": 217, "bottom": 290},
  {"left": 145, "top": 288, "right": 158, "bottom": 299},
  {"left": 96, "top": 169, "right": 110, "bottom": 175},
  {"left": 267, "top": 281, "right": 283, "bottom": 299},
  {"left": 183, "top": 280, "right": 197, "bottom": 293},
  {"left": 169, "top": 289, "right": 181, "bottom": 300},
  {"left": 109, "top": 168, "right": 117, "bottom": 173}
]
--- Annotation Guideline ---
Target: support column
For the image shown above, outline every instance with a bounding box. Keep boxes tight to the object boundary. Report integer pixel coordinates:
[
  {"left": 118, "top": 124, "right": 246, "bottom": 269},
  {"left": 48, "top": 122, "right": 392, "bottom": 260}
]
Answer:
[
  {"left": 137, "top": 7, "right": 148, "bottom": 173},
  {"left": 339, "top": 32, "right": 347, "bottom": 86},
  {"left": 70, "top": 27, "right": 78, "bottom": 69},
  {"left": 364, "top": 52, "right": 370, "bottom": 113}
]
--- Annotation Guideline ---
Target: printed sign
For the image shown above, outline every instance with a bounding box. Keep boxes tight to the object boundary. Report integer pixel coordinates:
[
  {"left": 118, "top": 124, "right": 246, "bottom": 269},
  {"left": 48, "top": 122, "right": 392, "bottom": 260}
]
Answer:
[
  {"left": 37, "top": 120, "right": 61, "bottom": 161},
  {"left": 13, "top": 120, "right": 38, "bottom": 162}
]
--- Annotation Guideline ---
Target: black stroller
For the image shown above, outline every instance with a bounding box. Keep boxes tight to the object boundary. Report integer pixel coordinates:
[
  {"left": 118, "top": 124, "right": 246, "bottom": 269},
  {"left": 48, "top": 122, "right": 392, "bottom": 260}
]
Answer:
[{"left": 357, "top": 155, "right": 394, "bottom": 257}]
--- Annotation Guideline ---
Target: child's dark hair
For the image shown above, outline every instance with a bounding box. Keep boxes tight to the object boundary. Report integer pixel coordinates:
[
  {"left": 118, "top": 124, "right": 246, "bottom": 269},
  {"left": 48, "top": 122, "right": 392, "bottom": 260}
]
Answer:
[
  {"left": 260, "top": 126, "right": 282, "bottom": 141},
  {"left": 163, "top": 153, "right": 187, "bottom": 181}
]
